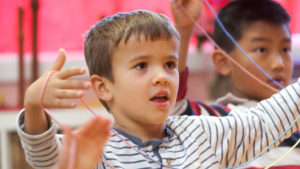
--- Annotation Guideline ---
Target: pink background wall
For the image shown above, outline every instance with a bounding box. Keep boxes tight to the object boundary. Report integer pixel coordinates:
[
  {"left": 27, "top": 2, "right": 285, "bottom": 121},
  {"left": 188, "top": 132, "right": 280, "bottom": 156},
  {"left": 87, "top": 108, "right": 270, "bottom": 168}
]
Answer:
[
  {"left": 1, "top": 0, "right": 299, "bottom": 55},
  {"left": 0, "top": 0, "right": 172, "bottom": 54}
]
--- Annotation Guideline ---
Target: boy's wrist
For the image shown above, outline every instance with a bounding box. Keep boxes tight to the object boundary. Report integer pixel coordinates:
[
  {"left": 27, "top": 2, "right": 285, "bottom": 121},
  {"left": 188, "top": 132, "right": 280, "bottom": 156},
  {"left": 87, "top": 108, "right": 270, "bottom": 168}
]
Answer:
[
  {"left": 23, "top": 106, "right": 49, "bottom": 134},
  {"left": 24, "top": 86, "right": 43, "bottom": 114},
  {"left": 176, "top": 26, "right": 194, "bottom": 37},
  {"left": 24, "top": 101, "right": 43, "bottom": 115},
  {"left": 175, "top": 23, "right": 194, "bottom": 32}
]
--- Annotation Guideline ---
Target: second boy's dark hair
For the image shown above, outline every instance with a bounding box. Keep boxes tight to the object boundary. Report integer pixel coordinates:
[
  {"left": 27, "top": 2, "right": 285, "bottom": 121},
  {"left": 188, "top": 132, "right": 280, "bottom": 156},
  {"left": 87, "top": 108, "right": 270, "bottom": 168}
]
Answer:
[
  {"left": 83, "top": 10, "right": 179, "bottom": 111},
  {"left": 213, "top": 0, "right": 291, "bottom": 52}
]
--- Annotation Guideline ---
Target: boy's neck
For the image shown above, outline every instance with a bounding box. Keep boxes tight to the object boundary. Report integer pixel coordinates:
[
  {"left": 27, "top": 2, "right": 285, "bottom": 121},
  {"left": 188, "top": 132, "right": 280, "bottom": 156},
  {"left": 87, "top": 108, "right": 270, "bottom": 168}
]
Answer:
[
  {"left": 231, "top": 88, "right": 266, "bottom": 102},
  {"left": 113, "top": 122, "right": 166, "bottom": 143}
]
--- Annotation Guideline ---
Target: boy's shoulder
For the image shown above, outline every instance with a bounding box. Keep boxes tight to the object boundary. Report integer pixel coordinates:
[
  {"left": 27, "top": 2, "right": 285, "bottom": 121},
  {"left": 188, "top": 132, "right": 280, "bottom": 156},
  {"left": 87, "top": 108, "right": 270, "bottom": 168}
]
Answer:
[
  {"left": 167, "top": 115, "right": 192, "bottom": 122},
  {"left": 216, "top": 93, "right": 258, "bottom": 111},
  {"left": 166, "top": 115, "right": 207, "bottom": 131}
]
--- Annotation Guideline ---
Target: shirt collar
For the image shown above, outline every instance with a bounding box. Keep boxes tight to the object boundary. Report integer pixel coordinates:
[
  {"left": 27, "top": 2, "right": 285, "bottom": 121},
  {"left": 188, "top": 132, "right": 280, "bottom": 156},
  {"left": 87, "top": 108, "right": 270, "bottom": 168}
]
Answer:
[
  {"left": 216, "top": 93, "right": 258, "bottom": 107},
  {"left": 112, "top": 127, "right": 174, "bottom": 149}
]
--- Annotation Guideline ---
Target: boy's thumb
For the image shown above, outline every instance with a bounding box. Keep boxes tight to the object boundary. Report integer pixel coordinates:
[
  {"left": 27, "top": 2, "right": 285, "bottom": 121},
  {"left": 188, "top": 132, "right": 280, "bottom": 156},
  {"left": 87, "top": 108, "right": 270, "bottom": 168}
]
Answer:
[{"left": 50, "top": 48, "right": 66, "bottom": 71}]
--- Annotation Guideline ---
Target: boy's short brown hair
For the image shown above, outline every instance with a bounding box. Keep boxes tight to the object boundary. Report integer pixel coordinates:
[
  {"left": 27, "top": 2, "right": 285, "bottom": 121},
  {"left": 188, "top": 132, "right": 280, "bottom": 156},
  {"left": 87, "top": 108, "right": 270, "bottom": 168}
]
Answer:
[{"left": 84, "top": 10, "right": 179, "bottom": 81}]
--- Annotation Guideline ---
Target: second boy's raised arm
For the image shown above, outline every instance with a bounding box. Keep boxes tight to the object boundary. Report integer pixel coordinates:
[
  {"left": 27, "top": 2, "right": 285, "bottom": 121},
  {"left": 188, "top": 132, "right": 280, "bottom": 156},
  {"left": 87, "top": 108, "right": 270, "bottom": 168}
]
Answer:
[{"left": 170, "top": 0, "right": 202, "bottom": 73}]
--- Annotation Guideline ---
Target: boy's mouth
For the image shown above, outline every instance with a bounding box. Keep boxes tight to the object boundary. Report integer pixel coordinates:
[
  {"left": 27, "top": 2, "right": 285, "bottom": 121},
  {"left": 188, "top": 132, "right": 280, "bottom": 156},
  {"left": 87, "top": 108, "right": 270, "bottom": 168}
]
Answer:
[
  {"left": 268, "top": 76, "right": 285, "bottom": 88},
  {"left": 150, "top": 91, "right": 170, "bottom": 107},
  {"left": 150, "top": 95, "right": 169, "bottom": 102}
]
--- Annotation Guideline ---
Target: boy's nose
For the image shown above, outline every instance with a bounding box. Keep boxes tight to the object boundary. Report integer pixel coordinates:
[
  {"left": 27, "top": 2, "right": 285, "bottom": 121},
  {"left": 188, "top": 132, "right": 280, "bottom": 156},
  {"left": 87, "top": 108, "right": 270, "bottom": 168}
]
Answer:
[
  {"left": 152, "top": 69, "right": 169, "bottom": 86},
  {"left": 271, "top": 54, "right": 285, "bottom": 71}
]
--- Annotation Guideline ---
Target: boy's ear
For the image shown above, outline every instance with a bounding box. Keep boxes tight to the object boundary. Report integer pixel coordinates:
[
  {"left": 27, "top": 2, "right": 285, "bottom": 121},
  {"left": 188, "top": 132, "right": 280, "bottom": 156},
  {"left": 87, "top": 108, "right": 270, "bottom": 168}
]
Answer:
[
  {"left": 90, "top": 75, "right": 113, "bottom": 102},
  {"left": 212, "top": 49, "right": 231, "bottom": 76}
]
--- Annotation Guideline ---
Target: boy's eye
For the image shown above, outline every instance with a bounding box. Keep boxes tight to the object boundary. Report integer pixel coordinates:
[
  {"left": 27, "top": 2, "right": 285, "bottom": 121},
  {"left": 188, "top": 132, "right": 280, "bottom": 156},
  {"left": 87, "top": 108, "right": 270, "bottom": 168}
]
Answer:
[
  {"left": 165, "top": 61, "right": 177, "bottom": 69},
  {"left": 135, "top": 62, "right": 148, "bottom": 70},
  {"left": 256, "top": 47, "right": 266, "bottom": 53},
  {"left": 282, "top": 47, "right": 291, "bottom": 54}
]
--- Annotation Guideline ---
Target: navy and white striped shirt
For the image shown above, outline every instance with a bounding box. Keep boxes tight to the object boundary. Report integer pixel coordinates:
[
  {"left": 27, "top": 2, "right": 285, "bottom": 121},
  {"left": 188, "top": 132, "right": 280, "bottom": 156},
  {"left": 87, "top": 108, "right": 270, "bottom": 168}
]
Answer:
[{"left": 17, "top": 79, "right": 300, "bottom": 169}]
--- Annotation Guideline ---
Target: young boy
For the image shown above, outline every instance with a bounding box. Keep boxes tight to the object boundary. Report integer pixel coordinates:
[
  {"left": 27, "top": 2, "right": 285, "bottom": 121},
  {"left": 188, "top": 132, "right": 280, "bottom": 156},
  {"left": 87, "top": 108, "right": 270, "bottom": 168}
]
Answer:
[
  {"left": 175, "top": 0, "right": 300, "bottom": 168},
  {"left": 17, "top": 7, "right": 300, "bottom": 169},
  {"left": 212, "top": 0, "right": 300, "bottom": 168}
]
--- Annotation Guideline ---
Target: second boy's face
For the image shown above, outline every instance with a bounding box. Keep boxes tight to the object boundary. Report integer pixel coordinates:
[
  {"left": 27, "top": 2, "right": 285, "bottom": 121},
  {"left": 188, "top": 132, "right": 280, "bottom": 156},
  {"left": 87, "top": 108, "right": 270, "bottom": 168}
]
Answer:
[
  {"left": 229, "top": 21, "right": 293, "bottom": 100},
  {"left": 109, "top": 35, "right": 179, "bottom": 131}
]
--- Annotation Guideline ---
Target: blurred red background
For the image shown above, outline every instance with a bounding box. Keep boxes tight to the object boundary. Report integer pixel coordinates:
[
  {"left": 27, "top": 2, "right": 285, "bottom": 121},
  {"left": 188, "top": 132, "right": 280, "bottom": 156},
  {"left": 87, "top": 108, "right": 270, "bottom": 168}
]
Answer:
[{"left": 1, "top": 0, "right": 299, "bottom": 55}]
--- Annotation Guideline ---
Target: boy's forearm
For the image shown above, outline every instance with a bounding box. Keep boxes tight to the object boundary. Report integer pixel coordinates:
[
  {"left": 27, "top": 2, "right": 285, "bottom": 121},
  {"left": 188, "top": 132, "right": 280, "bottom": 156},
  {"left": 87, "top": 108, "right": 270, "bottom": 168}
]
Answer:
[
  {"left": 177, "top": 26, "right": 194, "bottom": 73},
  {"left": 17, "top": 110, "right": 60, "bottom": 169}
]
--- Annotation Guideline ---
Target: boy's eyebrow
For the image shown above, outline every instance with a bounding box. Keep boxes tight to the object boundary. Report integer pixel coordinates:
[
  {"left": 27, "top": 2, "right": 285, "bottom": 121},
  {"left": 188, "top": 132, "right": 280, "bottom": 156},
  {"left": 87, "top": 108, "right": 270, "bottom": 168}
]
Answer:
[
  {"left": 129, "top": 55, "right": 150, "bottom": 62},
  {"left": 165, "top": 55, "right": 178, "bottom": 60},
  {"left": 251, "top": 37, "right": 291, "bottom": 43},
  {"left": 130, "top": 54, "right": 178, "bottom": 62},
  {"left": 251, "top": 37, "right": 271, "bottom": 42},
  {"left": 281, "top": 38, "right": 291, "bottom": 43}
]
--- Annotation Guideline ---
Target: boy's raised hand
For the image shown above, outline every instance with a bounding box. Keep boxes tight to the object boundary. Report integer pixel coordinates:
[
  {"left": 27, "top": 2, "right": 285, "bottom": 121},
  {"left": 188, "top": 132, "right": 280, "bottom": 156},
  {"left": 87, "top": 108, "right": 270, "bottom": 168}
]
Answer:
[
  {"left": 170, "top": 0, "right": 202, "bottom": 31},
  {"left": 170, "top": 0, "right": 202, "bottom": 73},
  {"left": 24, "top": 49, "right": 91, "bottom": 134},
  {"left": 55, "top": 115, "right": 111, "bottom": 169},
  {"left": 24, "top": 49, "right": 91, "bottom": 110}
]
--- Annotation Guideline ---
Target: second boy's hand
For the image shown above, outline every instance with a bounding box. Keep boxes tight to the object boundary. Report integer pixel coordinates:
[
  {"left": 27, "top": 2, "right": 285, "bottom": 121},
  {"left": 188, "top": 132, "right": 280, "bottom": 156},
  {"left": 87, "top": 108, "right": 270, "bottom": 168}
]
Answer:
[
  {"left": 171, "top": 0, "right": 202, "bottom": 30},
  {"left": 24, "top": 49, "right": 91, "bottom": 134}
]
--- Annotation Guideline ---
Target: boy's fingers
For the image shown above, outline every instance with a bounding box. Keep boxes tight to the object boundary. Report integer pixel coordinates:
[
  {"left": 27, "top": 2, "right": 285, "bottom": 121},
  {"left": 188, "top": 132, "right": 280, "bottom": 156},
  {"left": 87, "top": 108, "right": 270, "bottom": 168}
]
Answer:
[
  {"left": 78, "top": 116, "right": 111, "bottom": 137},
  {"left": 55, "top": 125, "right": 73, "bottom": 169},
  {"left": 58, "top": 80, "right": 91, "bottom": 90},
  {"left": 57, "top": 67, "right": 86, "bottom": 79},
  {"left": 46, "top": 99, "right": 77, "bottom": 109},
  {"left": 91, "top": 117, "right": 111, "bottom": 136},
  {"left": 62, "top": 124, "right": 73, "bottom": 141},
  {"left": 61, "top": 125, "right": 73, "bottom": 152},
  {"left": 171, "top": 0, "right": 183, "bottom": 6},
  {"left": 171, "top": 0, "right": 182, "bottom": 4},
  {"left": 55, "top": 89, "right": 84, "bottom": 99},
  {"left": 94, "top": 118, "right": 110, "bottom": 137},
  {"left": 50, "top": 48, "right": 66, "bottom": 71}
]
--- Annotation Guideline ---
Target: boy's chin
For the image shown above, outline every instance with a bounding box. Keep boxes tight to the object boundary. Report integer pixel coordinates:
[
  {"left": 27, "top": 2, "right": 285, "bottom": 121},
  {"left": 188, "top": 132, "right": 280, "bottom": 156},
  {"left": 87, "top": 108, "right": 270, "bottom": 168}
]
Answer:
[{"left": 151, "top": 114, "right": 170, "bottom": 124}]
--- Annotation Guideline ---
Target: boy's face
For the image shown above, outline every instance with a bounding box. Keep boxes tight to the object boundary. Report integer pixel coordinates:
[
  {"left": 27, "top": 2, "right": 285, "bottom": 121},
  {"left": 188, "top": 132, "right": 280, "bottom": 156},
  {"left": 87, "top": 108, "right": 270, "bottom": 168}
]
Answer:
[
  {"left": 108, "top": 35, "right": 179, "bottom": 129},
  {"left": 228, "top": 21, "right": 293, "bottom": 100}
]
